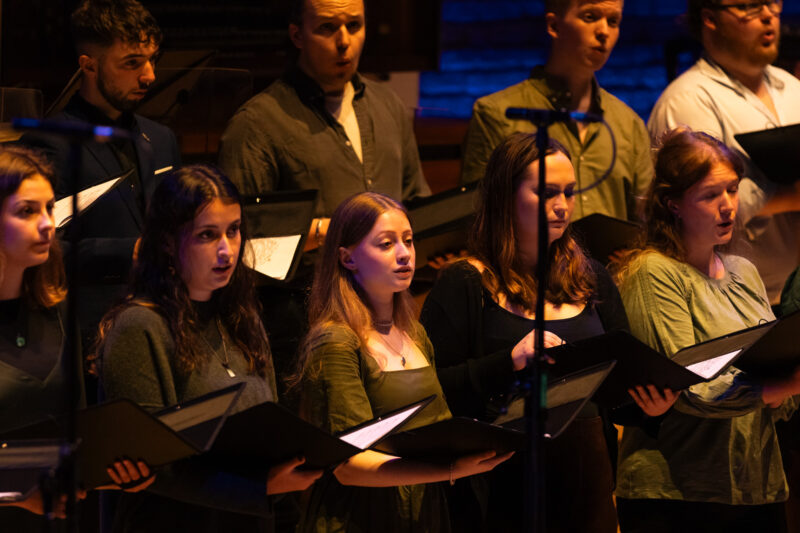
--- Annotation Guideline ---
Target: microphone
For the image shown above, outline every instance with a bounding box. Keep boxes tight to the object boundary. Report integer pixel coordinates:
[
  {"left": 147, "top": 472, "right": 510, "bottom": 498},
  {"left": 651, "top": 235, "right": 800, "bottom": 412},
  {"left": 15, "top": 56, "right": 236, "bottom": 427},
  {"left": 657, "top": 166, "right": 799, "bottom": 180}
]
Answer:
[
  {"left": 505, "top": 107, "right": 603, "bottom": 124},
  {"left": 12, "top": 117, "right": 133, "bottom": 142}
]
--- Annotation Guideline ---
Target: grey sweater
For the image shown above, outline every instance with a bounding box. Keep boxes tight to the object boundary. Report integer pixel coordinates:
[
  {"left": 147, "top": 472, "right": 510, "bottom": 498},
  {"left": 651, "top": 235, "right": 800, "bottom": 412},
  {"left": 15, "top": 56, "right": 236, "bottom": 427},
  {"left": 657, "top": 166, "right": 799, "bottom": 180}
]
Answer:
[{"left": 101, "top": 304, "right": 277, "bottom": 532}]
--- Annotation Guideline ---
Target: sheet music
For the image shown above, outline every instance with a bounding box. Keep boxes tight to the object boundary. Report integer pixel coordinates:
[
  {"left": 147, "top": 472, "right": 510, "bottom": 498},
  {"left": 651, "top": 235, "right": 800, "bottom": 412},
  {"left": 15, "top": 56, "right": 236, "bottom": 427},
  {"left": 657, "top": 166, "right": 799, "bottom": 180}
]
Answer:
[
  {"left": 339, "top": 404, "right": 426, "bottom": 450},
  {"left": 685, "top": 349, "right": 742, "bottom": 380},
  {"left": 54, "top": 176, "right": 122, "bottom": 228},
  {"left": 246, "top": 235, "right": 302, "bottom": 280}
]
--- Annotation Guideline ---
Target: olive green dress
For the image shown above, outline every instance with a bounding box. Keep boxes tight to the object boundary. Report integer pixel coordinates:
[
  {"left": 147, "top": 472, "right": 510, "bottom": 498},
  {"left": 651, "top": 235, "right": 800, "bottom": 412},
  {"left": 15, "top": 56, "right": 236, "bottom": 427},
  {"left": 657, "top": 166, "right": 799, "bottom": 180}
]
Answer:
[{"left": 298, "top": 322, "right": 452, "bottom": 533}]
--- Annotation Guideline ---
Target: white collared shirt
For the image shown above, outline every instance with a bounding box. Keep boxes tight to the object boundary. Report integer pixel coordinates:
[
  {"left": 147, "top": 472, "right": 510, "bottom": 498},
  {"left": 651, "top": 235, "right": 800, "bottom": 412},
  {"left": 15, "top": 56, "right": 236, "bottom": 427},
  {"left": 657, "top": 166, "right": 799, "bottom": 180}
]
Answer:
[{"left": 648, "top": 56, "right": 800, "bottom": 303}]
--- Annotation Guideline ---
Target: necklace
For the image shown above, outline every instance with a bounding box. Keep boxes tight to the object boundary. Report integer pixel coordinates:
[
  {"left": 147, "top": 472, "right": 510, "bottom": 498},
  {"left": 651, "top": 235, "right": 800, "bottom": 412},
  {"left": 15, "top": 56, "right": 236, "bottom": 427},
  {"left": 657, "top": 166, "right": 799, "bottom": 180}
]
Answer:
[
  {"left": 376, "top": 331, "right": 406, "bottom": 368},
  {"left": 200, "top": 317, "right": 236, "bottom": 378}
]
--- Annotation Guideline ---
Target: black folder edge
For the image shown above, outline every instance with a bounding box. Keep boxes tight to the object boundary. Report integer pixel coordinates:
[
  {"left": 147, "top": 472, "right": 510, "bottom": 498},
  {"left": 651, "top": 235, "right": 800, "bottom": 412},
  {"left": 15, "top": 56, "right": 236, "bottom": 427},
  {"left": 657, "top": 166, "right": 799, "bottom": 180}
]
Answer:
[
  {"left": 370, "top": 416, "right": 527, "bottom": 463},
  {"left": 546, "top": 324, "right": 775, "bottom": 408},
  {"left": 492, "top": 361, "right": 616, "bottom": 439},
  {"left": 405, "top": 182, "right": 479, "bottom": 285},
  {"left": 734, "top": 124, "right": 800, "bottom": 185},
  {"left": 336, "top": 395, "right": 436, "bottom": 449},
  {"left": 55, "top": 167, "right": 135, "bottom": 230},
  {"left": 211, "top": 395, "right": 435, "bottom": 471},
  {"left": 0, "top": 439, "right": 61, "bottom": 501},
  {"left": 0, "top": 386, "right": 245, "bottom": 489},
  {"left": 153, "top": 382, "right": 246, "bottom": 451},
  {"left": 733, "top": 311, "right": 800, "bottom": 378},
  {"left": 570, "top": 213, "right": 641, "bottom": 263},
  {"left": 242, "top": 189, "right": 318, "bottom": 283}
]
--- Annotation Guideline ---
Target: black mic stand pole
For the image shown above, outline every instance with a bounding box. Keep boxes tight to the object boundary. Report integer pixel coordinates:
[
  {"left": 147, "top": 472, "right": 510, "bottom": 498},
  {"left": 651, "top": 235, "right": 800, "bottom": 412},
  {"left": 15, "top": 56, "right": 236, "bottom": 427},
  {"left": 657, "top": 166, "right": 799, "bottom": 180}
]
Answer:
[{"left": 523, "top": 123, "right": 552, "bottom": 533}]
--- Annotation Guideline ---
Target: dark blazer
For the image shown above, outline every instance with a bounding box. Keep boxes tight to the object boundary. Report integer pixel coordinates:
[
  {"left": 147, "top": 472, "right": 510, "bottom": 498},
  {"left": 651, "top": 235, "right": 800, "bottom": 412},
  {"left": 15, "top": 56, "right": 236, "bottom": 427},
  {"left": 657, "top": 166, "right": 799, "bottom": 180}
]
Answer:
[{"left": 20, "top": 95, "right": 181, "bottom": 326}]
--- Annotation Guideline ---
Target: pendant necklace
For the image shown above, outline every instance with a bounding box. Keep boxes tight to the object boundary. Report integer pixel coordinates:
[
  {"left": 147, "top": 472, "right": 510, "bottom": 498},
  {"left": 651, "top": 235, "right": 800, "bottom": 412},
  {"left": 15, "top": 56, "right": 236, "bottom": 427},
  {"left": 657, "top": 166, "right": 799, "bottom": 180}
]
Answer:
[
  {"left": 201, "top": 317, "right": 236, "bottom": 378},
  {"left": 378, "top": 331, "right": 407, "bottom": 368}
]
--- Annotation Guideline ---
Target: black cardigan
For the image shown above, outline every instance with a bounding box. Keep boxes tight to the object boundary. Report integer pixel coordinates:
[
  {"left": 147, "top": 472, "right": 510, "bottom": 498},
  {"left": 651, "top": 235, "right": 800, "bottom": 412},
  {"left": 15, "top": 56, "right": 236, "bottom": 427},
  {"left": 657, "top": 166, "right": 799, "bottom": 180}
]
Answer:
[{"left": 419, "top": 259, "right": 630, "bottom": 420}]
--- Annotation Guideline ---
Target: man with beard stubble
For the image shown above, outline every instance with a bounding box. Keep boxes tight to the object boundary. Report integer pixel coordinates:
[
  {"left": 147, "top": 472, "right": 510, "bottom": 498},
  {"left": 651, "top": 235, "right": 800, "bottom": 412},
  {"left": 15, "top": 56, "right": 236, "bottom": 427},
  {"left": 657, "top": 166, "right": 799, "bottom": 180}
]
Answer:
[
  {"left": 648, "top": 0, "right": 800, "bottom": 305},
  {"left": 21, "top": 0, "right": 180, "bottom": 342}
]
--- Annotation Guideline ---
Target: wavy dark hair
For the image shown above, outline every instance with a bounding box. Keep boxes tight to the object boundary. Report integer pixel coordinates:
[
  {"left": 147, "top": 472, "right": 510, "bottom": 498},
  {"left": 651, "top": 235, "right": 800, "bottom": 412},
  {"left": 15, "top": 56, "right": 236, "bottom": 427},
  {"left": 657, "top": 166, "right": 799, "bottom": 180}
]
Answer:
[
  {"left": 290, "top": 192, "right": 418, "bottom": 386},
  {"left": 468, "top": 132, "right": 596, "bottom": 313},
  {"left": 611, "top": 127, "right": 744, "bottom": 284},
  {"left": 94, "top": 165, "right": 271, "bottom": 377},
  {"left": 71, "top": 0, "right": 162, "bottom": 54},
  {"left": 0, "top": 145, "right": 65, "bottom": 308}
]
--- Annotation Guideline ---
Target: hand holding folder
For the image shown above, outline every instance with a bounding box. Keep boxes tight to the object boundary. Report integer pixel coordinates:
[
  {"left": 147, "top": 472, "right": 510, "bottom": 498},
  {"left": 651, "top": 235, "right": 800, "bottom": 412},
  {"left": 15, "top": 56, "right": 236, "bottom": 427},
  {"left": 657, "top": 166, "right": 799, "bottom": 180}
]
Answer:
[
  {"left": 0, "top": 384, "right": 245, "bottom": 489},
  {"left": 546, "top": 322, "right": 776, "bottom": 408}
]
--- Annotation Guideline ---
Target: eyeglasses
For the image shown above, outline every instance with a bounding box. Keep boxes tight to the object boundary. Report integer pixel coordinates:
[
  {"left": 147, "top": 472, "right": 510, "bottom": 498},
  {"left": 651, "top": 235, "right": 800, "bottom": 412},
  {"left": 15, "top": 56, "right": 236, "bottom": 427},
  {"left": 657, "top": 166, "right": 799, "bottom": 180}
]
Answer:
[{"left": 707, "top": 0, "right": 782, "bottom": 20}]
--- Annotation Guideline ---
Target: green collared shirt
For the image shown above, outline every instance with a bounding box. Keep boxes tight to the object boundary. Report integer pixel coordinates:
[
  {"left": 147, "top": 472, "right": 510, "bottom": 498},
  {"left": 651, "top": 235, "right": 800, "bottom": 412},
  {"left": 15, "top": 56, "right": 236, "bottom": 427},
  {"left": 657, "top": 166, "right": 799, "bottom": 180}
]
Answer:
[{"left": 461, "top": 67, "right": 653, "bottom": 222}]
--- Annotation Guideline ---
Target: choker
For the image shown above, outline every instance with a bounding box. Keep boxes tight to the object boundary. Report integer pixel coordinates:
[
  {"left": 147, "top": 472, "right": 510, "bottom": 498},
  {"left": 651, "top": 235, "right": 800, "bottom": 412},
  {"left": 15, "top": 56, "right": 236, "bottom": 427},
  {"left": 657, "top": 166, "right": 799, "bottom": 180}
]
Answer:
[{"left": 373, "top": 319, "right": 393, "bottom": 335}]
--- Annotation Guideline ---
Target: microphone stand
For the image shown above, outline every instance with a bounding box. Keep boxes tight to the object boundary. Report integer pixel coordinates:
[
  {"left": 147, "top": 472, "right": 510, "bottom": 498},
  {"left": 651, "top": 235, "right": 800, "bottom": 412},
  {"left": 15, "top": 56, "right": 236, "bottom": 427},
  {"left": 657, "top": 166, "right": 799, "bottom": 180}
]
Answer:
[
  {"left": 505, "top": 108, "right": 616, "bottom": 532},
  {"left": 523, "top": 124, "right": 551, "bottom": 533}
]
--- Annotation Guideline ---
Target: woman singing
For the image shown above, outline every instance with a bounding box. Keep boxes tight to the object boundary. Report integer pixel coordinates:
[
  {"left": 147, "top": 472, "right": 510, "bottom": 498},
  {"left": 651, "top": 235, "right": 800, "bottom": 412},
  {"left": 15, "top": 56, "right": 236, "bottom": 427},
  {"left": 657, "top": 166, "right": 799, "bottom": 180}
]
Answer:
[
  {"left": 611, "top": 128, "right": 800, "bottom": 532},
  {"left": 293, "top": 192, "right": 511, "bottom": 533},
  {"left": 97, "top": 165, "right": 321, "bottom": 532},
  {"left": 420, "top": 132, "right": 640, "bottom": 532}
]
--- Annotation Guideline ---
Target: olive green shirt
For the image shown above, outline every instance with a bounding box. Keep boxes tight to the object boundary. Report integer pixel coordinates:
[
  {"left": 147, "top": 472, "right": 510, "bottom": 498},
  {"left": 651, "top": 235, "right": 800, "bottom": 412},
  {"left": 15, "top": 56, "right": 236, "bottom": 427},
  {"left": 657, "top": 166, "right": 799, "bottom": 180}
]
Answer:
[
  {"left": 299, "top": 322, "right": 452, "bottom": 533},
  {"left": 461, "top": 67, "right": 653, "bottom": 222},
  {"left": 616, "top": 252, "right": 796, "bottom": 505}
]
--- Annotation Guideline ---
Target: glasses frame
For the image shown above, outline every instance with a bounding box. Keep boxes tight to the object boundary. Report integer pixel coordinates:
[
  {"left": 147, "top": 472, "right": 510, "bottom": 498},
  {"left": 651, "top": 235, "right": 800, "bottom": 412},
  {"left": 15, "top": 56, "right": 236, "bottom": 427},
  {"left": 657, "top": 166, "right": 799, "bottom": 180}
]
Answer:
[{"left": 706, "top": 0, "right": 782, "bottom": 20}]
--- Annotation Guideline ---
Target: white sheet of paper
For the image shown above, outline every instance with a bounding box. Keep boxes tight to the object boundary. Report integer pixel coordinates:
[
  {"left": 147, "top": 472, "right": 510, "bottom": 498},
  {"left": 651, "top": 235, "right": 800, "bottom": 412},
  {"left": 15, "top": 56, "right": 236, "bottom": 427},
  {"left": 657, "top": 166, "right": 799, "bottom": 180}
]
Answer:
[
  {"left": 338, "top": 404, "right": 426, "bottom": 450},
  {"left": 685, "top": 349, "right": 742, "bottom": 380},
  {"left": 246, "top": 235, "right": 302, "bottom": 281},
  {"left": 54, "top": 176, "right": 122, "bottom": 228}
]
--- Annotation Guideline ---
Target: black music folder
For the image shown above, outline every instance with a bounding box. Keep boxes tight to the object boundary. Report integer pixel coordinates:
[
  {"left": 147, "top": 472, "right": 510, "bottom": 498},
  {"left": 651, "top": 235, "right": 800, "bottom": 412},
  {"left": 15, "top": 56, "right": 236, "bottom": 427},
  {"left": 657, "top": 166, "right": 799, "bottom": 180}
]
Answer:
[
  {"left": 211, "top": 396, "right": 434, "bottom": 470},
  {"left": 405, "top": 182, "right": 479, "bottom": 283},
  {"left": 547, "top": 324, "right": 773, "bottom": 407},
  {"left": 0, "top": 440, "right": 61, "bottom": 502},
  {"left": 571, "top": 213, "right": 641, "bottom": 263},
  {"left": 735, "top": 124, "right": 800, "bottom": 185},
  {"left": 242, "top": 189, "right": 318, "bottom": 283},
  {"left": 54, "top": 168, "right": 134, "bottom": 230},
  {"left": 495, "top": 361, "right": 616, "bottom": 439},
  {"left": 0, "top": 384, "right": 244, "bottom": 488},
  {"left": 371, "top": 417, "right": 526, "bottom": 462},
  {"left": 730, "top": 311, "right": 800, "bottom": 378}
]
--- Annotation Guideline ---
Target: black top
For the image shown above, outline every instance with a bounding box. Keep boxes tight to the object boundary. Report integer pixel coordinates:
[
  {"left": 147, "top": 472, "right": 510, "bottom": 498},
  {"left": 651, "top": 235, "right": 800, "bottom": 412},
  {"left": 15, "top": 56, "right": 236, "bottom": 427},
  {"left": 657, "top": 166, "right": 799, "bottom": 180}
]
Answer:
[
  {"left": 419, "top": 259, "right": 630, "bottom": 421},
  {"left": 0, "top": 298, "right": 62, "bottom": 381},
  {"left": 483, "top": 298, "right": 606, "bottom": 417}
]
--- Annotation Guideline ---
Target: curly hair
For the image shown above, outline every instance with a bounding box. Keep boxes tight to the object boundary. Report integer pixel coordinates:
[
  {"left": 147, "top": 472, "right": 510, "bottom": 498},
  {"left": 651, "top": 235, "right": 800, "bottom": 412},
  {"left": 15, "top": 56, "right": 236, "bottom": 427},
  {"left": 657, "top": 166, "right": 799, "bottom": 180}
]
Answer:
[
  {"left": 469, "top": 132, "right": 596, "bottom": 313},
  {"left": 611, "top": 127, "right": 744, "bottom": 284},
  {"left": 94, "top": 165, "right": 271, "bottom": 377},
  {"left": 0, "top": 145, "right": 65, "bottom": 308},
  {"left": 71, "top": 0, "right": 162, "bottom": 54}
]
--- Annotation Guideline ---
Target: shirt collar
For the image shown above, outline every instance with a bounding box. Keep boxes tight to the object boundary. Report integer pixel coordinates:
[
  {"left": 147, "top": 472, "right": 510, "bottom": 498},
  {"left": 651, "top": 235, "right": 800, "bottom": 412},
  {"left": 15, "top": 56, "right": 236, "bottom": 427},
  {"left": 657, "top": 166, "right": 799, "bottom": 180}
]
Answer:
[
  {"left": 528, "top": 65, "right": 605, "bottom": 115},
  {"left": 284, "top": 66, "right": 366, "bottom": 109},
  {"left": 68, "top": 94, "right": 136, "bottom": 130},
  {"left": 698, "top": 54, "right": 785, "bottom": 95}
]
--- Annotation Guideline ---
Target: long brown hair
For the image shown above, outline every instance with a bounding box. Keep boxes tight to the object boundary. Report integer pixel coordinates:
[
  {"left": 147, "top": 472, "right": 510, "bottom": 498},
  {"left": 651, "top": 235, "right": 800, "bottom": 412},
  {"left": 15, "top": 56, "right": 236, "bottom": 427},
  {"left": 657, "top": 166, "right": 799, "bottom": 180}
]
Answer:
[
  {"left": 469, "top": 132, "right": 596, "bottom": 313},
  {"left": 292, "top": 192, "right": 418, "bottom": 385},
  {"left": 611, "top": 128, "right": 744, "bottom": 284},
  {"left": 0, "top": 145, "right": 65, "bottom": 308},
  {"left": 94, "top": 165, "right": 271, "bottom": 377}
]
